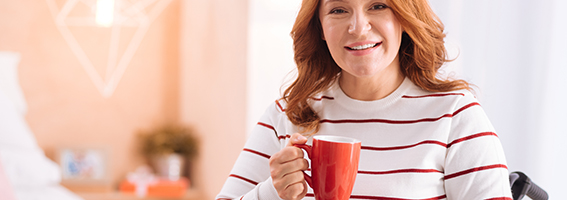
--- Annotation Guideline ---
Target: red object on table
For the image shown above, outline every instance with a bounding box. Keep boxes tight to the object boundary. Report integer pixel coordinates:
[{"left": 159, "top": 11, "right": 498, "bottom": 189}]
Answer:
[{"left": 119, "top": 177, "right": 189, "bottom": 198}]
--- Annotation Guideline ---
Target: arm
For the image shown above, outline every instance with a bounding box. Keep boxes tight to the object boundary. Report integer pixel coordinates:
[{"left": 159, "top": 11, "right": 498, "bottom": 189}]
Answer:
[
  {"left": 216, "top": 101, "right": 307, "bottom": 200},
  {"left": 444, "top": 94, "right": 512, "bottom": 199}
]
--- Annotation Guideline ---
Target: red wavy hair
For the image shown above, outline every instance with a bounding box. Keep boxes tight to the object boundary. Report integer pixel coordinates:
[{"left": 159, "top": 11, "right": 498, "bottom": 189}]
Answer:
[{"left": 283, "top": 0, "right": 472, "bottom": 134}]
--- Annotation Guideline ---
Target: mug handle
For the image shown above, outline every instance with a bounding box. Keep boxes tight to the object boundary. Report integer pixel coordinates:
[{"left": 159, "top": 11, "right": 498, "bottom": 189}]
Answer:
[{"left": 293, "top": 144, "right": 313, "bottom": 188}]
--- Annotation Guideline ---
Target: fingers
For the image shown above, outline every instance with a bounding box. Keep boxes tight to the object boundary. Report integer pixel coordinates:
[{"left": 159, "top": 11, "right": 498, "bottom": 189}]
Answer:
[
  {"left": 287, "top": 133, "right": 308, "bottom": 146},
  {"left": 271, "top": 146, "right": 303, "bottom": 164},
  {"left": 273, "top": 170, "right": 308, "bottom": 200},
  {"left": 270, "top": 132, "right": 310, "bottom": 200},
  {"left": 270, "top": 153, "right": 309, "bottom": 199},
  {"left": 277, "top": 168, "right": 305, "bottom": 189},
  {"left": 270, "top": 155, "right": 309, "bottom": 180},
  {"left": 281, "top": 181, "right": 308, "bottom": 200}
]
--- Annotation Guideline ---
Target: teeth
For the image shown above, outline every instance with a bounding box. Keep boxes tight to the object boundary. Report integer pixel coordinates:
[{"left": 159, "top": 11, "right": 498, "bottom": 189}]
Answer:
[{"left": 350, "top": 43, "right": 377, "bottom": 50}]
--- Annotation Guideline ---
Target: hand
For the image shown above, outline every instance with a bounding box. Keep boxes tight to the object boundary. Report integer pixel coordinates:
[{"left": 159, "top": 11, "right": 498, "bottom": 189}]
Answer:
[{"left": 269, "top": 133, "right": 310, "bottom": 200}]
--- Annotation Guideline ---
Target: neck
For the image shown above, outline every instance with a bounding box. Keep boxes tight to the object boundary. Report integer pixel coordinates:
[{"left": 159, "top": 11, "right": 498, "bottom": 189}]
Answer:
[{"left": 339, "top": 59, "right": 405, "bottom": 101}]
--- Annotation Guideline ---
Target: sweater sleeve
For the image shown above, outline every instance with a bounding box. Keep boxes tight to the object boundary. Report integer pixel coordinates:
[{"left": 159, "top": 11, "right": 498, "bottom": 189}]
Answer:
[
  {"left": 444, "top": 93, "right": 512, "bottom": 199},
  {"left": 216, "top": 101, "right": 286, "bottom": 200}
]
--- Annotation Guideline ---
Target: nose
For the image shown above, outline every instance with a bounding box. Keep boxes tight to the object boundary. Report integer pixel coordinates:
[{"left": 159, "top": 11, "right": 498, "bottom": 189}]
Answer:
[{"left": 348, "top": 12, "right": 371, "bottom": 36}]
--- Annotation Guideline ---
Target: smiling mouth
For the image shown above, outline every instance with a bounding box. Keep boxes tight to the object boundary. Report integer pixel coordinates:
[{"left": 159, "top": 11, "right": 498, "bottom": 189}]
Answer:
[{"left": 347, "top": 42, "right": 381, "bottom": 50}]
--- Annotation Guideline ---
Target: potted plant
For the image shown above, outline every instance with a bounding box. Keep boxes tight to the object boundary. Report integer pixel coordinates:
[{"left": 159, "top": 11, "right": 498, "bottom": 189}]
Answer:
[{"left": 138, "top": 124, "right": 198, "bottom": 181}]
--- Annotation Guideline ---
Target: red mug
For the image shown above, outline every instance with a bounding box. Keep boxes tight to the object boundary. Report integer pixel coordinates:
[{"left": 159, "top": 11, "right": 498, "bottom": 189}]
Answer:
[{"left": 295, "top": 135, "right": 361, "bottom": 200}]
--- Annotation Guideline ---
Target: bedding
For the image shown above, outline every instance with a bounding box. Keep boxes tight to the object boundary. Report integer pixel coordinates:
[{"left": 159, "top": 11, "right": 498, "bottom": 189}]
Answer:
[
  {"left": 0, "top": 52, "right": 26, "bottom": 114},
  {"left": 0, "top": 51, "right": 83, "bottom": 200},
  {"left": 0, "top": 160, "right": 16, "bottom": 200}
]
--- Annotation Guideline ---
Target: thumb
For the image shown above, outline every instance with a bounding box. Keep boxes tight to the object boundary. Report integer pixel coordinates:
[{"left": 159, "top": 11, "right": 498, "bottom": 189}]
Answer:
[{"left": 287, "top": 133, "right": 307, "bottom": 146}]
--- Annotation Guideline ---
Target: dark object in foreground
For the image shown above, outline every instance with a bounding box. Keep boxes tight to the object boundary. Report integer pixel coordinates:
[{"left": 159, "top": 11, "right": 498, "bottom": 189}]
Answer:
[{"left": 509, "top": 171, "right": 548, "bottom": 200}]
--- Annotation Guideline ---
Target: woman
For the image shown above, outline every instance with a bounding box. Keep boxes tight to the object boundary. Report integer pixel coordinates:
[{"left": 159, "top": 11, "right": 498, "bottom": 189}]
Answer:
[{"left": 217, "top": 0, "right": 512, "bottom": 199}]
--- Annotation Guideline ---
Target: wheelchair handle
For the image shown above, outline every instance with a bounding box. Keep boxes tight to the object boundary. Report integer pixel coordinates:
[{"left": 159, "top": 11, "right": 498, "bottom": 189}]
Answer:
[{"left": 509, "top": 171, "right": 548, "bottom": 200}]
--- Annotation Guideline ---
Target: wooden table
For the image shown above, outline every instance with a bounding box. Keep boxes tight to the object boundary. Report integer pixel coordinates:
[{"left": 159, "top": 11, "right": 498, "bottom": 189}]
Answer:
[{"left": 75, "top": 189, "right": 203, "bottom": 200}]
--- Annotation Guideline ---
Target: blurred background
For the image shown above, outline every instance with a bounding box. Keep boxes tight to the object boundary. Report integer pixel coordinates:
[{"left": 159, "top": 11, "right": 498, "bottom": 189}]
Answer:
[{"left": 0, "top": 0, "right": 565, "bottom": 199}]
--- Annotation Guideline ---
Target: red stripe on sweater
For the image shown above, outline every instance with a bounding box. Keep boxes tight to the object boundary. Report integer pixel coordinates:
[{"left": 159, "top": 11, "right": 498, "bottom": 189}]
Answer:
[
  {"left": 257, "top": 122, "right": 275, "bottom": 131},
  {"left": 320, "top": 115, "right": 452, "bottom": 124},
  {"left": 362, "top": 140, "right": 447, "bottom": 151},
  {"left": 320, "top": 102, "right": 480, "bottom": 124},
  {"left": 257, "top": 122, "right": 278, "bottom": 139},
  {"left": 359, "top": 168, "right": 443, "bottom": 175},
  {"left": 306, "top": 193, "right": 447, "bottom": 200},
  {"left": 444, "top": 164, "right": 508, "bottom": 180},
  {"left": 278, "top": 134, "right": 291, "bottom": 140},
  {"left": 485, "top": 197, "right": 513, "bottom": 200},
  {"left": 453, "top": 102, "right": 480, "bottom": 116},
  {"left": 402, "top": 93, "right": 465, "bottom": 98},
  {"left": 275, "top": 100, "right": 285, "bottom": 112},
  {"left": 229, "top": 174, "right": 258, "bottom": 185},
  {"left": 256, "top": 124, "right": 293, "bottom": 141},
  {"left": 447, "top": 132, "right": 498, "bottom": 148},
  {"left": 243, "top": 148, "right": 270, "bottom": 159}
]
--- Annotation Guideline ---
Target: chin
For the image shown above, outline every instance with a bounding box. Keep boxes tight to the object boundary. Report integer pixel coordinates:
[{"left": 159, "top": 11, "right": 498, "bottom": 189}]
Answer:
[{"left": 348, "top": 66, "right": 383, "bottom": 76}]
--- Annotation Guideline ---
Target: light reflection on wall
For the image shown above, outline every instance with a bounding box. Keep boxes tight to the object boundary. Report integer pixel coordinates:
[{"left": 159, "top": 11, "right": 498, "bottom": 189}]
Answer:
[{"left": 95, "top": 0, "right": 114, "bottom": 27}]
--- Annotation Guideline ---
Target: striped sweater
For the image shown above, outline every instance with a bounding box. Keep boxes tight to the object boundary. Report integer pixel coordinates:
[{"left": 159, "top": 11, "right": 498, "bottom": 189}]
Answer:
[{"left": 217, "top": 78, "right": 512, "bottom": 200}]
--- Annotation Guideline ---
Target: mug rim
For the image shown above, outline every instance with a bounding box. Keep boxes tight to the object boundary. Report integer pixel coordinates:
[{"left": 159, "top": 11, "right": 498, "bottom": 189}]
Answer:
[{"left": 313, "top": 135, "right": 361, "bottom": 143}]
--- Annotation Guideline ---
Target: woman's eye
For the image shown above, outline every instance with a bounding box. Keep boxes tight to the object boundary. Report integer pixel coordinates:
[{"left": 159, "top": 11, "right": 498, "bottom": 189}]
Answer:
[
  {"left": 330, "top": 8, "right": 347, "bottom": 14},
  {"left": 371, "top": 4, "right": 387, "bottom": 10}
]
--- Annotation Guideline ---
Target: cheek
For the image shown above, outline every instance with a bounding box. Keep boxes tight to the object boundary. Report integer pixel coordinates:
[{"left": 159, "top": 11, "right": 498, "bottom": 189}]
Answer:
[
  {"left": 379, "top": 20, "right": 403, "bottom": 51},
  {"left": 387, "top": 18, "right": 404, "bottom": 42},
  {"left": 321, "top": 21, "right": 345, "bottom": 49},
  {"left": 321, "top": 25, "right": 346, "bottom": 66}
]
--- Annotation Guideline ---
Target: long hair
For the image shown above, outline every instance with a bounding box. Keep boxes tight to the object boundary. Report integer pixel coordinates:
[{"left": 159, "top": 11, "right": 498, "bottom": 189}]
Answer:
[{"left": 284, "top": 0, "right": 471, "bottom": 134}]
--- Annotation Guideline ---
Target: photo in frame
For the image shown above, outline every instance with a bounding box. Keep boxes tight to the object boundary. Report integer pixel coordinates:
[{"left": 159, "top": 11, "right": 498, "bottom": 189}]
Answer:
[{"left": 57, "top": 147, "right": 109, "bottom": 183}]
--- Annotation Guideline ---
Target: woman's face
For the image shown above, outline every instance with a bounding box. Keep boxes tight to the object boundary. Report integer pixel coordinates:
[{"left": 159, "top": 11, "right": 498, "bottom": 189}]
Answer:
[{"left": 319, "top": 0, "right": 403, "bottom": 80}]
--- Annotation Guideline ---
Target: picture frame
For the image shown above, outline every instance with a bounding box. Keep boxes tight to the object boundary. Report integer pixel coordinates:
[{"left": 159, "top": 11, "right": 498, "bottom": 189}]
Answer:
[{"left": 56, "top": 147, "right": 110, "bottom": 185}]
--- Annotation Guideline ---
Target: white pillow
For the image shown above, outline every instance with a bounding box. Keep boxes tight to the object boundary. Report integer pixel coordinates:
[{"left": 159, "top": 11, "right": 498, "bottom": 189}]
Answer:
[
  {"left": 13, "top": 185, "right": 83, "bottom": 200},
  {"left": 0, "top": 160, "right": 16, "bottom": 200},
  {"left": 0, "top": 148, "right": 61, "bottom": 187},
  {"left": 0, "top": 89, "right": 39, "bottom": 150},
  {"left": 0, "top": 53, "right": 62, "bottom": 187},
  {"left": 0, "top": 51, "right": 27, "bottom": 115}
]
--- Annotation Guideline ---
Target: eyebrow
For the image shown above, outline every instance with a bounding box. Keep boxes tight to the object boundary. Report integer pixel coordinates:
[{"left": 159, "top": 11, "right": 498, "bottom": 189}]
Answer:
[{"left": 323, "top": 0, "right": 346, "bottom": 5}]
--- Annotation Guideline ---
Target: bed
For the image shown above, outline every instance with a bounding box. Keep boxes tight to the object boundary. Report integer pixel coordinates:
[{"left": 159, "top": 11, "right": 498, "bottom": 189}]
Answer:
[{"left": 0, "top": 51, "right": 83, "bottom": 200}]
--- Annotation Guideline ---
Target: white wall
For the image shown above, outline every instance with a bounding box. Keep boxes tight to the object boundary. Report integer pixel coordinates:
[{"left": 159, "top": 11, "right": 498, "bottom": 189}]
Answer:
[
  {"left": 246, "top": 0, "right": 301, "bottom": 135},
  {"left": 430, "top": 0, "right": 567, "bottom": 197}
]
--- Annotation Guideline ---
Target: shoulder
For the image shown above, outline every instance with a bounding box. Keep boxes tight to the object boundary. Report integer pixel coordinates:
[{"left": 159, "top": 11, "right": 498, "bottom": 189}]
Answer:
[
  {"left": 401, "top": 82, "right": 486, "bottom": 123},
  {"left": 401, "top": 85, "right": 494, "bottom": 142},
  {"left": 401, "top": 81, "right": 479, "bottom": 111},
  {"left": 259, "top": 99, "right": 288, "bottom": 124},
  {"left": 273, "top": 99, "right": 287, "bottom": 113},
  {"left": 256, "top": 99, "right": 298, "bottom": 137}
]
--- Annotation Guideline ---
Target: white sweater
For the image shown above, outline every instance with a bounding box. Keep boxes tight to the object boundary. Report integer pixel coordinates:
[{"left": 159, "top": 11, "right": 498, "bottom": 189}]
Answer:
[{"left": 217, "top": 78, "right": 512, "bottom": 200}]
